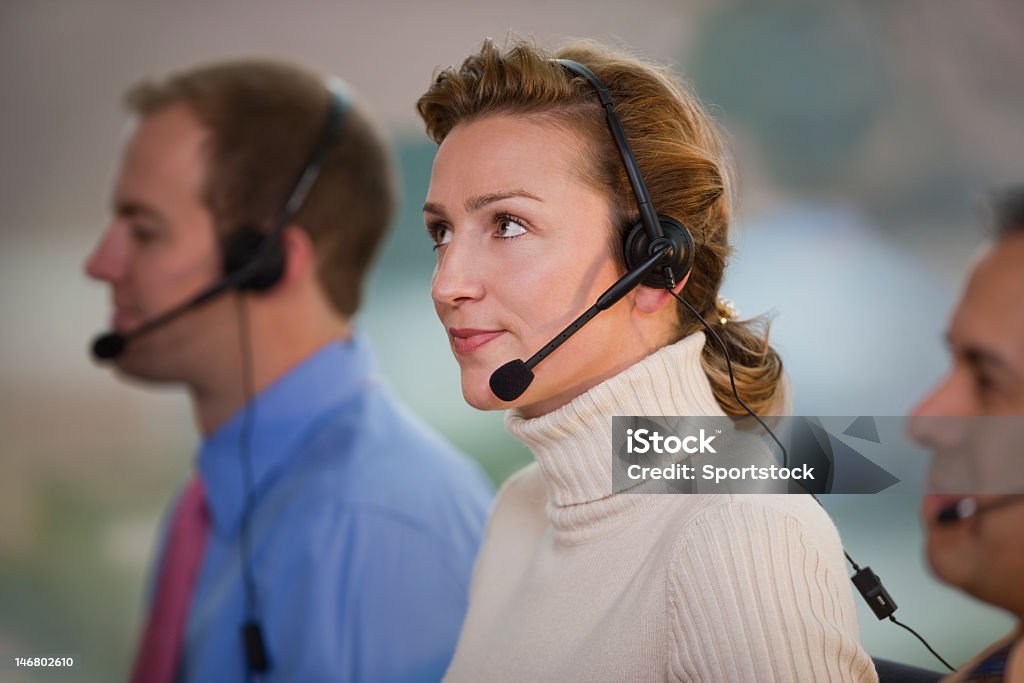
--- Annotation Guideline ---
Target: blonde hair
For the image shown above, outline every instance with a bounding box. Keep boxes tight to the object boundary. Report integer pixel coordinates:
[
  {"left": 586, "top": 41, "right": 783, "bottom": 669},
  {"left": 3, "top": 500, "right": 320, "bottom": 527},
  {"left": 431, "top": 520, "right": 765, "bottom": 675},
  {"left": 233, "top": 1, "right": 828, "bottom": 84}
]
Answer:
[{"left": 417, "top": 38, "right": 785, "bottom": 416}]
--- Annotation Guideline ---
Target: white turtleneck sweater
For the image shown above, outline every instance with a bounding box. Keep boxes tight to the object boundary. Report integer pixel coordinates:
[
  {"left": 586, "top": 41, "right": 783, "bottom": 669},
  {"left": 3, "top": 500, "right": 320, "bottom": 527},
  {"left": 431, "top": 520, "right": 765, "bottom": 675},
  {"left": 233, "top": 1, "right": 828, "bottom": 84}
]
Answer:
[{"left": 443, "top": 332, "right": 877, "bottom": 682}]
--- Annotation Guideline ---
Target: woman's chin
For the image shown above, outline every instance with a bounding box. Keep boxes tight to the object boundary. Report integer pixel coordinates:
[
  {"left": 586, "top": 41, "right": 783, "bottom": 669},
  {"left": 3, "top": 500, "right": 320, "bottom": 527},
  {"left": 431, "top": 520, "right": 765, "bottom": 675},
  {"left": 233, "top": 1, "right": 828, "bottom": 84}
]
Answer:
[{"left": 461, "top": 376, "right": 509, "bottom": 412}]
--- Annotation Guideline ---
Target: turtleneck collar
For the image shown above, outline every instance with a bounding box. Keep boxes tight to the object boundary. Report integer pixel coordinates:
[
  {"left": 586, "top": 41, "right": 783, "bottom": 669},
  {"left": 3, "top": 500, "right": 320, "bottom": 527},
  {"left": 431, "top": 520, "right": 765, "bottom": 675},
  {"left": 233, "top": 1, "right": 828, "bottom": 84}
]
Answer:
[{"left": 505, "top": 332, "right": 724, "bottom": 517}]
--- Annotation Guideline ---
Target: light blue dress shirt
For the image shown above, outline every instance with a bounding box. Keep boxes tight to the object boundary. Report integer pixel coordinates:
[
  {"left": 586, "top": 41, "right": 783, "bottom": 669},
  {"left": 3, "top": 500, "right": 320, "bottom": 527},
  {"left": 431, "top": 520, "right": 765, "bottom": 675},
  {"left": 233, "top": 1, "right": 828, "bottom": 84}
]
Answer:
[{"left": 172, "top": 334, "right": 492, "bottom": 682}]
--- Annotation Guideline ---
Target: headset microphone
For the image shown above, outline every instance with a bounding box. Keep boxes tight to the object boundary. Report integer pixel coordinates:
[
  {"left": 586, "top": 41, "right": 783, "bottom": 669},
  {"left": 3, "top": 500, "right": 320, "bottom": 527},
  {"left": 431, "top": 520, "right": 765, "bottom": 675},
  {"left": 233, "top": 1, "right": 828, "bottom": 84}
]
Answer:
[
  {"left": 936, "top": 495, "right": 1024, "bottom": 525},
  {"left": 91, "top": 264, "right": 260, "bottom": 360},
  {"left": 490, "top": 245, "right": 671, "bottom": 401},
  {"left": 92, "top": 332, "right": 126, "bottom": 361}
]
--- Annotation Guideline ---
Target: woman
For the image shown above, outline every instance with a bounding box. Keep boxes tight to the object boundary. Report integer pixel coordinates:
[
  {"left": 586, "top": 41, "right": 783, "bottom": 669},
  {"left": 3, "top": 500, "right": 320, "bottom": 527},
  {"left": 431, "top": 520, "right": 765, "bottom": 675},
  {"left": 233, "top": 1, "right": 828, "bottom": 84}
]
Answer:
[{"left": 417, "top": 39, "right": 876, "bottom": 682}]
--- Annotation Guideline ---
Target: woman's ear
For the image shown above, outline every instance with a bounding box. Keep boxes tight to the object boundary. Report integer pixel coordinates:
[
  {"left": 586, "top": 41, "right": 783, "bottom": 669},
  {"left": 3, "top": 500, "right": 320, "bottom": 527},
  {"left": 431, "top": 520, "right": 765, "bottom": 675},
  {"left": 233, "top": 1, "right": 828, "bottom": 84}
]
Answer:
[{"left": 633, "top": 272, "right": 690, "bottom": 314}]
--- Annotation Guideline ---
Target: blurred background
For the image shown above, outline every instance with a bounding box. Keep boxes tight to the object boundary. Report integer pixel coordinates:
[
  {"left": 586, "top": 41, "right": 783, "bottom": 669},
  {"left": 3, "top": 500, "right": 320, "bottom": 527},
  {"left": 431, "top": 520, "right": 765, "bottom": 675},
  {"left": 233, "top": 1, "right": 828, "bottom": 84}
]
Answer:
[{"left": 1, "top": 0, "right": 1022, "bottom": 680}]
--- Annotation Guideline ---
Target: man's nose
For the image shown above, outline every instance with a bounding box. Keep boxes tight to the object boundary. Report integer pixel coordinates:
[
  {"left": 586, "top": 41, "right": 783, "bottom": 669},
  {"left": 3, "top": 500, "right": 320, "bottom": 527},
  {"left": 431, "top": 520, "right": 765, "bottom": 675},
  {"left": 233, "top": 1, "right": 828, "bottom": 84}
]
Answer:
[
  {"left": 908, "top": 371, "right": 972, "bottom": 452},
  {"left": 85, "top": 224, "right": 128, "bottom": 283}
]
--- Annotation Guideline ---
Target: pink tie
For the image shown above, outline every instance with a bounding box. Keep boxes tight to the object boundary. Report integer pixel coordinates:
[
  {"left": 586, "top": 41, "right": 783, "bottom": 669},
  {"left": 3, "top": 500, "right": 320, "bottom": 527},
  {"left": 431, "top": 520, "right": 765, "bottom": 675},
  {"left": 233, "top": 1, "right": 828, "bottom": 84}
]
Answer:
[{"left": 129, "top": 474, "right": 211, "bottom": 683}]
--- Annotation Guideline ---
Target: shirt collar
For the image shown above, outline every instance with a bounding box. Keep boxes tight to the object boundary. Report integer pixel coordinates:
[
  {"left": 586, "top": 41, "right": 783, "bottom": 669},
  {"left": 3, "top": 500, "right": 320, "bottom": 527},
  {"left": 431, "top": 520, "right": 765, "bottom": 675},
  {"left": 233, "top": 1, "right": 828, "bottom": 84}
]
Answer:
[{"left": 197, "top": 333, "right": 376, "bottom": 536}]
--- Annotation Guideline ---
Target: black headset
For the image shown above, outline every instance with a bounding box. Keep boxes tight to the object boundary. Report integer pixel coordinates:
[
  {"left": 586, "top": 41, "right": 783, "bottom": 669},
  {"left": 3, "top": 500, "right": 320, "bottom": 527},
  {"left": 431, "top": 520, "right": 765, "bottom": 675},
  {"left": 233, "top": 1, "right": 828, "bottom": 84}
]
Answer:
[
  {"left": 556, "top": 58, "right": 694, "bottom": 290},
  {"left": 548, "top": 58, "right": 956, "bottom": 673},
  {"left": 233, "top": 79, "right": 352, "bottom": 678},
  {"left": 488, "top": 61, "right": 697, "bottom": 401},
  {"left": 222, "top": 81, "right": 350, "bottom": 291},
  {"left": 91, "top": 79, "right": 351, "bottom": 360}
]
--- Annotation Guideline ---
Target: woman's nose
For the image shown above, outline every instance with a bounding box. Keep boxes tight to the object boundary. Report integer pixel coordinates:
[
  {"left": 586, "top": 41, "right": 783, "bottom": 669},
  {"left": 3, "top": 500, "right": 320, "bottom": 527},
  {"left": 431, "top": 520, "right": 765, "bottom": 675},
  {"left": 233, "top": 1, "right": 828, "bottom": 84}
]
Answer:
[{"left": 431, "top": 236, "right": 485, "bottom": 308}]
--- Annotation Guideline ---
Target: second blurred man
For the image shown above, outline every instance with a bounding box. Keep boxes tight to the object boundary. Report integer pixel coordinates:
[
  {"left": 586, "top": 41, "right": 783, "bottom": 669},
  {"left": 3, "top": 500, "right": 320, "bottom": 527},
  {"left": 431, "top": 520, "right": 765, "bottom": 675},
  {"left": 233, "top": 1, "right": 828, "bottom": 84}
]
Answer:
[{"left": 911, "top": 187, "right": 1024, "bottom": 682}]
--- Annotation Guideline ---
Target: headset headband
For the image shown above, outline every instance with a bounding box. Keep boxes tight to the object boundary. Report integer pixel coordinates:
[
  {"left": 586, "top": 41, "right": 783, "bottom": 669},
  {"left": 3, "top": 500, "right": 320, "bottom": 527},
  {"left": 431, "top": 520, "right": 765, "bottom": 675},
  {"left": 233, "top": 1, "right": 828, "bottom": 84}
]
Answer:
[{"left": 554, "top": 59, "right": 663, "bottom": 247}]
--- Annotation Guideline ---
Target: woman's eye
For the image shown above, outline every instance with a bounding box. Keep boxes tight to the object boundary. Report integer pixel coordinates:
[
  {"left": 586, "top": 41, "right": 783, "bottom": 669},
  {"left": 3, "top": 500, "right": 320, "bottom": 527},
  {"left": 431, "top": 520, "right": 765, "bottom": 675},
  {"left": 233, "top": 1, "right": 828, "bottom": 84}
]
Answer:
[
  {"left": 430, "top": 226, "right": 452, "bottom": 251},
  {"left": 495, "top": 215, "right": 528, "bottom": 239}
]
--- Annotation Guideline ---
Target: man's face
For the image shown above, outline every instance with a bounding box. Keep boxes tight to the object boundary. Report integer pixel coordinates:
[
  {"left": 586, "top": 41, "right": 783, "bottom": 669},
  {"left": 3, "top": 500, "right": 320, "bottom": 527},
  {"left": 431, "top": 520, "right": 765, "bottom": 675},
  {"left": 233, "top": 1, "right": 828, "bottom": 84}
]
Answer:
[
  {"left": 910, "top": 233, "right": 1024, "bottom": 615},
  {"left": 914, "top": 233, "right": 1024, "bottom": 417},
  {"left": 85, "top": 104, "right": 234, "bottom": 385}
]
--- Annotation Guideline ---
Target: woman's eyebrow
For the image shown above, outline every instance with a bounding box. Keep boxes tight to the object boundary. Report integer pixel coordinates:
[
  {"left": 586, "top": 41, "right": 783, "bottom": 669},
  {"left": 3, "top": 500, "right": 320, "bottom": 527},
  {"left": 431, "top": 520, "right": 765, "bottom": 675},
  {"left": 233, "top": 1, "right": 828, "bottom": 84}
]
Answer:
[
  {"left": 465, "top": 189, "right": 543, "bottom": 212},
  {"left": 422, "top": 200, "right": 447, "bottom": 218},
  {"left": 423, "top": 189, "right": 544, "bottom": 219}
]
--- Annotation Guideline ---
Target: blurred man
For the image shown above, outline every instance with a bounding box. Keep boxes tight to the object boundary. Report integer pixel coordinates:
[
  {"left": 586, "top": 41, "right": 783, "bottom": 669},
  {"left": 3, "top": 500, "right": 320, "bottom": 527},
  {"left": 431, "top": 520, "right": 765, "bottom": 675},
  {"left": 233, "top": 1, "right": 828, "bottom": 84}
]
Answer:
[
  {"left": 911, "top": 186, "right": 1024, "bottom": 682},
  {"left": 85, "top": 59, "right": 492, "bottom": 683}
]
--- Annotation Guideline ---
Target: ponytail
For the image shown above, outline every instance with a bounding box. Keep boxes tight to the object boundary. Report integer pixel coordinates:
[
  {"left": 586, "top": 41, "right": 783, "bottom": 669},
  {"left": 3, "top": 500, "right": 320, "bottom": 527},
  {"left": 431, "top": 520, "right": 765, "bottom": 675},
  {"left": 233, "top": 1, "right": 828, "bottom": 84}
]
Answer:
[{"left": 698, "top": 312, "right": 786, "bottom": 416}]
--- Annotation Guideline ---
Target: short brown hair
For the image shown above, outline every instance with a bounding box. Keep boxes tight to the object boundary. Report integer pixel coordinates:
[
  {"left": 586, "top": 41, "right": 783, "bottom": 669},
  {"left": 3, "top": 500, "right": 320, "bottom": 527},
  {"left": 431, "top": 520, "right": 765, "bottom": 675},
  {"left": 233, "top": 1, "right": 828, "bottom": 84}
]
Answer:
[
  {"left": 417, "top": 39, "right": 784, "bottom": 416},
  {"left": 126, "top": 58, "right": 396, "bottom": 318},
  {"left": 990, "top": 185, "right": 1024, "bottom": 239}
]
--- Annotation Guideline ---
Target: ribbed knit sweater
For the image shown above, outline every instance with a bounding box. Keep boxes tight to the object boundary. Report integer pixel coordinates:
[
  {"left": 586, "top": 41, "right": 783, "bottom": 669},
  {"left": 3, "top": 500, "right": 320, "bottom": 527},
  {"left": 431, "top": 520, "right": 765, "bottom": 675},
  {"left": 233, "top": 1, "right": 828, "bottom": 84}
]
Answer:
[{"left": 443, "top": 332, "right": 878, "bottom": 682}]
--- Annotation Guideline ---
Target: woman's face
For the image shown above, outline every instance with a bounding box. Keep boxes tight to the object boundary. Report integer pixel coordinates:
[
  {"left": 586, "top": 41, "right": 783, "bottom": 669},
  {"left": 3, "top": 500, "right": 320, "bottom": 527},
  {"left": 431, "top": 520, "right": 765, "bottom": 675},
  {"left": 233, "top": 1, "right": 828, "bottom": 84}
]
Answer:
[{"left": 424, "top": 114, "right": 669, "bottom": 417}]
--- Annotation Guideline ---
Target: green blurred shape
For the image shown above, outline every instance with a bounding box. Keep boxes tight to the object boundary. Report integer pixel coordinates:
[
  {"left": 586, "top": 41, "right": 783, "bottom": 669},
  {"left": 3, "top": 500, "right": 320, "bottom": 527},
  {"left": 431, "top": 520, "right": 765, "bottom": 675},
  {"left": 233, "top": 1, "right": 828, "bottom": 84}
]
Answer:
[{"left": 690, "top": 1, "right": 886, "bottom": 191}]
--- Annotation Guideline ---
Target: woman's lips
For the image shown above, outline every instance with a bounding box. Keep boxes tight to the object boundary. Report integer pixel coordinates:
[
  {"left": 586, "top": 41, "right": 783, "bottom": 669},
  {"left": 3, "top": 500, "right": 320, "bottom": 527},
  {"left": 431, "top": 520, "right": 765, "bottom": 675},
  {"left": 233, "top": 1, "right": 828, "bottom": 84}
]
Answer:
[{"left": 449, "top": 328, "right": 505, "bottom": 354}]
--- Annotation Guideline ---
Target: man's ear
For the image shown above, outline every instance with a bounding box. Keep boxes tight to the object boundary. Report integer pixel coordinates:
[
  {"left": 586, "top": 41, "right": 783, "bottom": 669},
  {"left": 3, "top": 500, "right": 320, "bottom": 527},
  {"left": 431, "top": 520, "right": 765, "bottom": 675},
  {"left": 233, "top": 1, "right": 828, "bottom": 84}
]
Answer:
[
  {"left": 278, "top": 225, "right": 317, "bottom": 287},
  {"left": 633, "top": 272, "right": 690, "bottom": 314}
]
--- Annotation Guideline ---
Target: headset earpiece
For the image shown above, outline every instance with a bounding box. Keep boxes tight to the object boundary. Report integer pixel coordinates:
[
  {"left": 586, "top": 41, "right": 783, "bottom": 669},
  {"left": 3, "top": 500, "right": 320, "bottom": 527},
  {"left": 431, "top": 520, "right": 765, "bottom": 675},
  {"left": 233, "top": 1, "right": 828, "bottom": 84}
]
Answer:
[
  {"left": 622, "top": 216, "right": 694, "bottom": 288},
  {"left": 554, "top": 58, "right": 695, "bottom": 291},
  {"left": 223, "top": 225, "right": 287, "bottom": 292},
  {"left": 220, "top": 84, "right": 350, "bottom": 295}
]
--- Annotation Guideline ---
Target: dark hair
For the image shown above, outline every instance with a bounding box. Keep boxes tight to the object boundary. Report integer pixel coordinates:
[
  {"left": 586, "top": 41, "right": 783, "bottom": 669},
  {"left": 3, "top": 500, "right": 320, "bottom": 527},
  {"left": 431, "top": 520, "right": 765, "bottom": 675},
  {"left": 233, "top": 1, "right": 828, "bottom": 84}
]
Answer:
[
  {"left": 417, "top": 38, "right": 785, "bottom": 416},
  {"left": 990, "top": 185, "right": 1024, "bottom": 239},
  {"left": 125, "top": 58, "right": 397, "bottom": 318}
]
